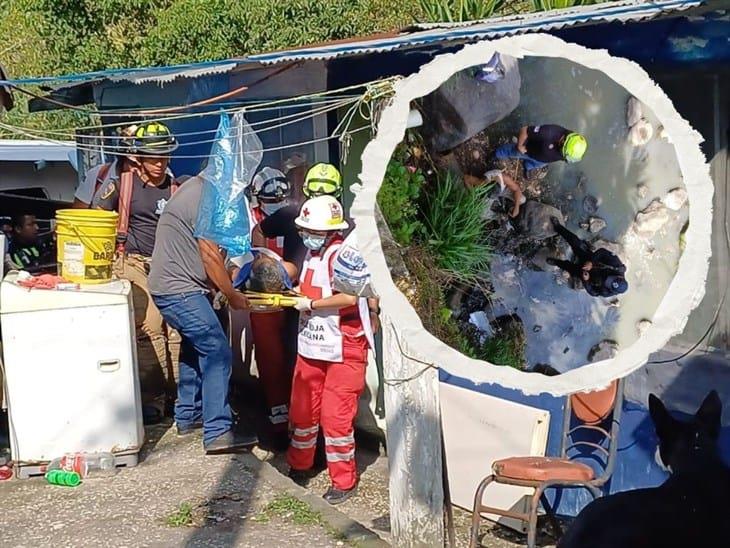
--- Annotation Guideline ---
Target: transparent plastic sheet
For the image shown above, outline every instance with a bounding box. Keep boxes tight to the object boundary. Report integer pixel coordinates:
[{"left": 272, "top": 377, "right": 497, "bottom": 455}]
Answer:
[{"left": 194, "top": 111, "right": 262, "bottom": 255}]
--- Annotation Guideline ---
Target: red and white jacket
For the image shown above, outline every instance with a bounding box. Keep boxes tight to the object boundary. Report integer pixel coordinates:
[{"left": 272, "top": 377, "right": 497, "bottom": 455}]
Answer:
[{"left": 297, "top": 238, "right": 374, "bottom": 363}]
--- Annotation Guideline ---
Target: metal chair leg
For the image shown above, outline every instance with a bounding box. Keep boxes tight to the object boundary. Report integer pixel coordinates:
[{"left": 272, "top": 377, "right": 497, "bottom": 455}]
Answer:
[
  {"left": 540, "top": 492, "right": 562, "bottom": 538},
  {"left": 469, "top": 475, "right": 495, "bottom": 548},
  {"left": 527, "top": 484, "right": 545, "bottom": 548}
]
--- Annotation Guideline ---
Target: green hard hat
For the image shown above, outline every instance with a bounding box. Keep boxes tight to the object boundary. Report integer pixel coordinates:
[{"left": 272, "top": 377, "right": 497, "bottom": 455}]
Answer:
[{"left": 563, "top": 133, "right": 587, "bottom": 163}]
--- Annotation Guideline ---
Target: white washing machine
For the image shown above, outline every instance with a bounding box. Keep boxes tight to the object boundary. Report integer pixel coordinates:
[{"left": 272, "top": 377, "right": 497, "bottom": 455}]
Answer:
[{"left": 0, "top": 272, "right": 144, "bottom": 478}]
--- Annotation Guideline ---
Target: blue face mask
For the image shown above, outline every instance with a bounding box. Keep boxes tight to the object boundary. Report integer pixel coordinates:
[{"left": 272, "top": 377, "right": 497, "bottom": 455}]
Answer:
[
  {"left": 260, "top": 201, "right": 287, "bottom": 216},
  {"left": 302, "top": 234, "right": 326, "bottom": 251}
]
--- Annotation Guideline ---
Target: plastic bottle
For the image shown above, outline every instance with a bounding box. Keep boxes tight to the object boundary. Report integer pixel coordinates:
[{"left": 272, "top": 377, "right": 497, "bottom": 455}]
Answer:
[
  {"left": 45, "top": 452, "right": 115, "bottom": 477},
  {"left": 45, "top": 453, "right": 88, "bottom": 477},
  {"left": 84, "top": 452, "right": 116, "bottom": 472},
  {"left": 45, "top": 469, "right": 81, "bottom": 487}
]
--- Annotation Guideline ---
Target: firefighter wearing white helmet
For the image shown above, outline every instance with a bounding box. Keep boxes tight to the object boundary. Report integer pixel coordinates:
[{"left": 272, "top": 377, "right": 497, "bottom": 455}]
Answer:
[{"left": 288, "top": 195, "right": 374, "bottom": 506}]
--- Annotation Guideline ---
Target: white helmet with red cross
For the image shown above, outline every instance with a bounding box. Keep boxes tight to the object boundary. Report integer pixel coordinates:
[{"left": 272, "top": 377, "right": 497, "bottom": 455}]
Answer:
[{"left": 295, "top": 195, "right": 349, "bottom": 232}]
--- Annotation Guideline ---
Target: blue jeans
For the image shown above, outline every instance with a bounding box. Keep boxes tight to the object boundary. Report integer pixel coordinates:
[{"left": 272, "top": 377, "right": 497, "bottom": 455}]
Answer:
[
  {"left": 495, "top": 143, "right": 547, "bottom": 173},
  {"left": 152, "top": 291, "right": 232, "bottom": 445}
]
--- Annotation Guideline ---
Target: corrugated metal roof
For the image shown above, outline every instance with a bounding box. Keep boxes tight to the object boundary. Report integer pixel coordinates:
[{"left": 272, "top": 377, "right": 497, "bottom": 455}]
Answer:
[
  {"left": 0, "top": 0, "right": 705, "bottom": 86},
  {"left": 248, "top": 0, "right": 703, "bottom": 65}
]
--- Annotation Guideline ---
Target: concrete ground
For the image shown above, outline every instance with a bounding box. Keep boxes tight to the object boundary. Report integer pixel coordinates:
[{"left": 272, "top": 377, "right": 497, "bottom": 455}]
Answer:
[
  {"left": 0, "top": 418, "right": 556, "bottom": 547},
  {"left": 0, "top": 422, "right": 381, "bottom": 548},
  {"left": 259, "top": 434, "right": 556, "bottom": 548}
]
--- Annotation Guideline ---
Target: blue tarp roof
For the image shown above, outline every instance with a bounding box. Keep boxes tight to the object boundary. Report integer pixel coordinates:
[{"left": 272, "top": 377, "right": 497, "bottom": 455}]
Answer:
[{"left": 0, "top": 0, "right": 705, "bottom": 86}]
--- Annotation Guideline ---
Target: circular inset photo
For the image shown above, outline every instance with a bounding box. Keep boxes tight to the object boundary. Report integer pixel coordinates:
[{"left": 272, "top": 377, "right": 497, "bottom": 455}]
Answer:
[{"left": 353, "top": 34, "right": 712, "bottom": 395}]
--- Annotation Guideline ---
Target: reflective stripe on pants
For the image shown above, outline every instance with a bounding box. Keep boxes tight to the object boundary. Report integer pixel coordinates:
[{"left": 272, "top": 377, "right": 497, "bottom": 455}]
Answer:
[
  {"left": 287, "top": 335, "right": 368, "bottom": 490},
  {"left": 251, "top": 309, "right": 293, "bottom": 432}
]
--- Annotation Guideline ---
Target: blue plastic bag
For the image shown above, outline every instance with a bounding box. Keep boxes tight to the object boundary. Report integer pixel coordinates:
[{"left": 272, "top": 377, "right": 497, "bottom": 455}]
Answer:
[{"left": 194, "top": 111, "right": 262, "bottom": 256}]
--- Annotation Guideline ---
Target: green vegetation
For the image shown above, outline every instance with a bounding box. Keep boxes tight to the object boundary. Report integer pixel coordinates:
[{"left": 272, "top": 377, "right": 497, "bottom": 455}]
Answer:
[
  {"left": 417, "top": 0, "right": 507, "bottom": 22},
  {"left": 254, "top": 494, "right": 322, "bottom": 526},
  {"left": 0, "top": 0, "right": 613, "bottom": 136},
  {"left": 165, "top": 501, "right": 196, "bottom": 527},
  {"left": 420, "top": 171, "right": 492, "bottom": 282},
  {"left": 471, "top": 320, "right": 526, "bottom": 369},
  {"left": 402, "top": 249, "right": 477, "bottom": 357},
  {"left": 378, "top": 157, "right": 425, "bottom": 246},
  {"left": 530, "top": 0, "right": 601, "bottom": 11}
]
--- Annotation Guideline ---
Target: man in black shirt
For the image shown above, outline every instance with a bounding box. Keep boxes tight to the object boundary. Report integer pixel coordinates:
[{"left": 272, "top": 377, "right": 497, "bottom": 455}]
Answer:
[
  {"left": 495, "top": 124, "right": 587, "bottom": 175},
  {"left": 92, "top": 122, "right": 182, "bottom": 422},
  {"left": 6, "top": 213, "right": 55, "bottom": 273},
  {"left": 547, "top": 217, "right": 628, "bottom": 298}
]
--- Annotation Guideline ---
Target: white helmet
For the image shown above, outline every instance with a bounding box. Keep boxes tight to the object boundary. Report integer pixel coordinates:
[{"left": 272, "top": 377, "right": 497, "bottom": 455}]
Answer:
[
  {"left": 252, "top": 167, "right": 290, "bottom": 200},
  {"left": 295, "top": 195, "right": 349, "bottom": 232}
]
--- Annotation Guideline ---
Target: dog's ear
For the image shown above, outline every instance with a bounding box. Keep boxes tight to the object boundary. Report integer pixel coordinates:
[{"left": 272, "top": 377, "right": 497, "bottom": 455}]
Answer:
[
  {"left": 696, "top": 390, "right": 722, "bottom": 439},
  {"left": 649, "top": 393, "right": 675, "bottom": 436}
]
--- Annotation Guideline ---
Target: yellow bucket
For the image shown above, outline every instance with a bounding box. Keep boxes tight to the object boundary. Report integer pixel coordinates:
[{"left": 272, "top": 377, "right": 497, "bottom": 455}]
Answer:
[{"left": 55, "top": 209, "right": 119, "bottom": 284}]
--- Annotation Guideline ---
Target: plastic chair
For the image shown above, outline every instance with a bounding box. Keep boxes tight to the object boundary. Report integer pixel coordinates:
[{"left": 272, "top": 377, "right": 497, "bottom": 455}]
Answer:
[{"left": 469, "top": 378, "right": 624, "bottom": 548}]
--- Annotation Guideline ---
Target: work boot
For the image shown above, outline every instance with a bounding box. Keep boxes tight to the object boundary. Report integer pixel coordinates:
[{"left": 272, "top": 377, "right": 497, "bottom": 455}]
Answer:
[
  {"left": 176, "top": 421, "right": 203, "bottom": 436},
  {"left": 204, "top": 430, "right": 258, "bottom": 455},
  {"left": 323, "top": 485, "right": 358, "bottom": 505}
]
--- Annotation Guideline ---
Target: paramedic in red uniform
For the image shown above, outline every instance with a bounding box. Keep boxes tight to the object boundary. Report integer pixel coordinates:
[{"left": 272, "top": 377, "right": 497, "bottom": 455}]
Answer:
[
  {"left": 248, "top": 167, "right": 294, "bottom": 449},
  {"left": 287, "top": 195, "right": 374, "bottom": 505}
]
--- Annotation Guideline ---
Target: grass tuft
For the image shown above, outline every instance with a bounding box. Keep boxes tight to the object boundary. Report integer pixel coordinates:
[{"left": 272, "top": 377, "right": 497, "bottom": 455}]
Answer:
[
  {"left": 420, "top": 171, "right": 493, "bottom": 282},
  {"left": 165, "top": 502, "right": 196, "bottom": 527},
  {"left": 254, "top": 494, "right": 323, "bottom": 527}
]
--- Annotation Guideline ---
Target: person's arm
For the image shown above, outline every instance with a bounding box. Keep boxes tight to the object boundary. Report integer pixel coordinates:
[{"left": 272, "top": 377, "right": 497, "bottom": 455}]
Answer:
[
  {"left": 312, "top": 293, "right": 358, "bottom": 311},
  {"left": 517, "top": 126, "right": 529, "bottom": 153},
  {"left": 593, "top": 249, "right": 625, "bottom": 273},
  {"left": 91, "top": 178, "right": 119, "bottom": 211},
  {"left": 73, "top": 165, "right": 102, "bottom": 208},
  {"left": 198, "top": 239, "right": 249, "bottom": 310},
  {"left": 500, "top": 172, "right": 524, "bottom": 218},
  {"left": 251, "top": 224, "right": 266, "bottom": 247}
]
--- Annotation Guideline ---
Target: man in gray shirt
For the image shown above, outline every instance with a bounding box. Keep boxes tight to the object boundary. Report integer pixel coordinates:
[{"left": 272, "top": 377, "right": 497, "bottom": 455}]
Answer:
[{"left": 149, "top": 176, "right": 257, "bottom": 454}]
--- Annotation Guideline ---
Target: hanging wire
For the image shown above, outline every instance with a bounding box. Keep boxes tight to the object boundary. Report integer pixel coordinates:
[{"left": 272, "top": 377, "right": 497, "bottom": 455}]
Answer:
[
  {"left": 0, "top": 96, "right": 358, "bottom": 141},
  {"left": 0, "top": 96, "right": 360, "bottom": 151},
  {"left": 3, "top": 76, "right": 400, "bottom": 133},
  {"left": 383, "top": 321, "right": 439, "bottom": 387},
  {"left": 0, "top": 120, "right": 373, "bottom": 159}
]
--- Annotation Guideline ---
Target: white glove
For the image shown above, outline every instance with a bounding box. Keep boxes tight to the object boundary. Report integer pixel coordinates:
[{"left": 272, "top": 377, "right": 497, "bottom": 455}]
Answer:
[{"left": 293, "top": 297, "right": 313, "bottom": 312}]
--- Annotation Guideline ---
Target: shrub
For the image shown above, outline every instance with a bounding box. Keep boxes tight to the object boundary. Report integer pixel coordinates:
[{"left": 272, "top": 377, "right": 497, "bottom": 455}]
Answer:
[
  {"left": 475, "top": 329, "right": 526, "bottom": 369},
  {"left": 377, "top": 157, "right": 425, "bottom": 246},
  {"left": 417, "top": 0, "right": 506, "bottom": 22},
  {"left": 530, "top": 0, "right": 600, "bottom": 11},
  {"left": 420, "top": 171, "right": 492, "bottom": 282}
]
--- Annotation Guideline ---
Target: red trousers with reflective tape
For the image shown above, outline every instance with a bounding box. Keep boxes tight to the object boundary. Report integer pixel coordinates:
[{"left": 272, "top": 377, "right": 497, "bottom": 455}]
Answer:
[
  {"left": 287, "top": 335, "right": 368, "bottom": 490},
  {"left": 251, "top": 310, "right": 292, "bottom": 431}
]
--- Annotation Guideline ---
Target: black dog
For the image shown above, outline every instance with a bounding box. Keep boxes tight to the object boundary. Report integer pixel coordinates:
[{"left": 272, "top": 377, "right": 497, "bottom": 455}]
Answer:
[{"left": 558, "top": 390, "right": 730, "bottom": 548}]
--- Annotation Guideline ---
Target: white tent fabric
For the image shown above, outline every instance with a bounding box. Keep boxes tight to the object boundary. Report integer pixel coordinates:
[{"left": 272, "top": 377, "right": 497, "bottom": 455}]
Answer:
[{"left": 351, "top": 34, "right": 713, "bottom": 396}]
